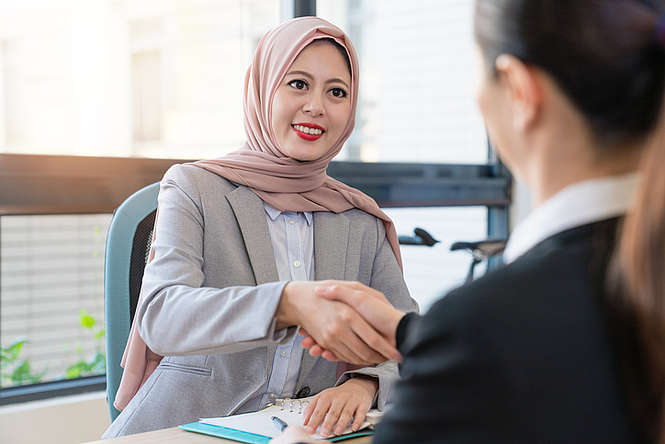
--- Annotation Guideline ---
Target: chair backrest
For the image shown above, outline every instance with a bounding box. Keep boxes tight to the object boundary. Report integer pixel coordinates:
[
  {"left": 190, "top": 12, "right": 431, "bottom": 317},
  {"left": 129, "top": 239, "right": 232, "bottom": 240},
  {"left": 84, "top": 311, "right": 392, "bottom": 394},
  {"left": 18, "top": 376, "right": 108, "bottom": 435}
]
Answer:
[{"left": 104, "top": 182, "right": 159, "bottom": 422}]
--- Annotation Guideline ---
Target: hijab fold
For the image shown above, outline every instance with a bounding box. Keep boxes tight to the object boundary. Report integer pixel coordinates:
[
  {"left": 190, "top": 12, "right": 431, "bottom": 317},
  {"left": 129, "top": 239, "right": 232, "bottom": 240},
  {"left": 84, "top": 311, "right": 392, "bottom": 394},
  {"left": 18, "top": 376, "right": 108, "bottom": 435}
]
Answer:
[{"left": 114, "top": 17, "right": 402, "bottom": 412}]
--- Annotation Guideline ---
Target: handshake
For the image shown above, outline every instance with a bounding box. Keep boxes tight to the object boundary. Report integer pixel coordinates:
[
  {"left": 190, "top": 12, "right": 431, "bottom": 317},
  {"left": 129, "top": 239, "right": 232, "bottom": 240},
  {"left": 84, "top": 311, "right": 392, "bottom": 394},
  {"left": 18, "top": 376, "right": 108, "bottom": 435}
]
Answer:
[{"left": 277, "top": 281, "right": 409, "bottom": 365}]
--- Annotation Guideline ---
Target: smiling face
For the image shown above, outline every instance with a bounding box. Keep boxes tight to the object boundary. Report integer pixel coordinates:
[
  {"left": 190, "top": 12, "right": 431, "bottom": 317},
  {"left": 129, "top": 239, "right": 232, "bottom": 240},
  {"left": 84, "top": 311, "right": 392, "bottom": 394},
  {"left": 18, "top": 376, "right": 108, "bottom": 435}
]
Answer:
[{"left": 270, "top": 39, "right": 353, "bottom": 161}]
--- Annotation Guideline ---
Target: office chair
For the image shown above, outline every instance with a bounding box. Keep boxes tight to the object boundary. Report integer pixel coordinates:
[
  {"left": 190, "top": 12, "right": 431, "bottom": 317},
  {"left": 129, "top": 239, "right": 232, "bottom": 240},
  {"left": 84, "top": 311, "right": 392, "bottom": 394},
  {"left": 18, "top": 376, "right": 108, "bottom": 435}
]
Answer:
[
  {"left": 104, "top": 182, "right": 159, "bottom": 422},
  {"left": 450, "top": 239, "right": 506, "bottom": 283},
  {"left": 399, "top": 227, "right": 506, "bottom": 283}
]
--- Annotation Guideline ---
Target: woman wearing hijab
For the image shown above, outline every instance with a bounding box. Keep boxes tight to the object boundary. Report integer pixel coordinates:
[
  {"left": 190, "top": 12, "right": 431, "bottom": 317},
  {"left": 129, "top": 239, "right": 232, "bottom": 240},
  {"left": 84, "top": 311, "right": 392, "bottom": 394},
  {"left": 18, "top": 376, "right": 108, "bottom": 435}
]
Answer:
[
  {"left": 275, "top": 0, "right": 665, "bottom": 442},
  {"left": 102, "top": 17, "right": 417, "bottom": 438}
]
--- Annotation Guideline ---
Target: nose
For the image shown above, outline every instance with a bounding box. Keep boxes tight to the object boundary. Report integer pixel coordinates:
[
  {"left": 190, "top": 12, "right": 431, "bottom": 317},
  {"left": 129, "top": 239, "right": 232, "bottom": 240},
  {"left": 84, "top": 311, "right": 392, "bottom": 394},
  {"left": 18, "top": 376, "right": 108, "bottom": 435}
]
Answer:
[{"left": 302, "top": 92, "right": 324, "bottom": 117}]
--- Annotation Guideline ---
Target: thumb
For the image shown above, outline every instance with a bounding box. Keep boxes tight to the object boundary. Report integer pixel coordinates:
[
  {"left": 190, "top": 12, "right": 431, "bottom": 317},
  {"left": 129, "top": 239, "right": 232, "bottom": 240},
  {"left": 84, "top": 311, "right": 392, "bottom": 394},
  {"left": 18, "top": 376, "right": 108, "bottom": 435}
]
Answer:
[{"left": 315, "top": 285, "right": 358, "bottom": 306}]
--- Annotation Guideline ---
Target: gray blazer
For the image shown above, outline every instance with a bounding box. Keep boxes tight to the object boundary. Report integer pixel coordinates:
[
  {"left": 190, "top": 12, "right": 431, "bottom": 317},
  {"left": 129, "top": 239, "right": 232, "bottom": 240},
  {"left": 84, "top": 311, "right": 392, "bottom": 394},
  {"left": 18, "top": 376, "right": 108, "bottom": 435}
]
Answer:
[{"left": 103, "top": 164, "right": 417, "bottom": 438}]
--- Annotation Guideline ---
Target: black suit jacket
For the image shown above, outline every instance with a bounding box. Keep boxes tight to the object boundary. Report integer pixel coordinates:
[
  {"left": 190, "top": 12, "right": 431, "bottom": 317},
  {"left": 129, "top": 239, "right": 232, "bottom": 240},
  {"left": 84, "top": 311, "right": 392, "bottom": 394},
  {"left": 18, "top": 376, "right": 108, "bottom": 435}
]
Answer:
[{"left": 374, "top": 218, "right": 641, "bottom": 443}]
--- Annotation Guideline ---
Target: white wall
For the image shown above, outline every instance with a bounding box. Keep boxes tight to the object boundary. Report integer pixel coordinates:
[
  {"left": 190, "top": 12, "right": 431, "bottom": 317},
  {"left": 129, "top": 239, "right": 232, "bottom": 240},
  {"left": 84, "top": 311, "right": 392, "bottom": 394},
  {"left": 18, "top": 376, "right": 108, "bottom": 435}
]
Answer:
[{"left": 0, "top": 391, "right": 110, "bottom": 444}]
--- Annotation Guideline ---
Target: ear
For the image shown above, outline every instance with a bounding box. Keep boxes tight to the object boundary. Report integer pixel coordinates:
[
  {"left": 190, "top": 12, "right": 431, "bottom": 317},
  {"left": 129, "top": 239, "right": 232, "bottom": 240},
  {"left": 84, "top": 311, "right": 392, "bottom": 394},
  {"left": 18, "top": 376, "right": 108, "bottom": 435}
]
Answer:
[{"left": 495, "top": 54, "right": 543, "bottom": 132}]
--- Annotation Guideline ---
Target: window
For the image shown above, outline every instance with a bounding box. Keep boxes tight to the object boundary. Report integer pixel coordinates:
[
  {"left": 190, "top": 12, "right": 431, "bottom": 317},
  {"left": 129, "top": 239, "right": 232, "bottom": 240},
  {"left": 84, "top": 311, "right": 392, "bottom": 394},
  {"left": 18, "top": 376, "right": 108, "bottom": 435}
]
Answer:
[
  {"left": 1, "top": 215, "right": 110, "bottom": 388},
  {"left": 318, "top": 0, "right": 487, "bottom": 164},
  {"left": 0, "top": 0, "right": 280, "bottom": 159},
  {"left": 386, "top": 207, "right": 488, "bottom": 311}
]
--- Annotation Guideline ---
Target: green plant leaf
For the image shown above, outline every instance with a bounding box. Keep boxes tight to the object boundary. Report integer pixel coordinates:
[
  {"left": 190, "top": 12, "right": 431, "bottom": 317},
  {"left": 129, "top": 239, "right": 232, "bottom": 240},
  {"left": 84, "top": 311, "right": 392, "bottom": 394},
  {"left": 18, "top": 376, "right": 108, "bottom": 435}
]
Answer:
[
  {"left": 66, "top": 367, "right": 81, "bottom": 379},
  {"left": 66, "top": 361, "right": 86, "bottom": 379},
  {"left": 94, "top": 329, "right": 105, "bottom": 339},
  {"left": 1, "top": 339, "right": 26, "bottom": 363},
  {"left": 91, "top": 352, "right": 106, "bottom": 373},
  {"left": 11, "top": 360, "right": 43, "bottom": 384},
  {"left": 80, "top": 309, "right": 96, "bottom": 329}
]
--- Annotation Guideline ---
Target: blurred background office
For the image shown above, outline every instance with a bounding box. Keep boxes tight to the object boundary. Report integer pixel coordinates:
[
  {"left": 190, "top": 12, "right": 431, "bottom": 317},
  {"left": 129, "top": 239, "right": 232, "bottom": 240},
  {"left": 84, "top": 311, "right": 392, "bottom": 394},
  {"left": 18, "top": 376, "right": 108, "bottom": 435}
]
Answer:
[{"left": 0, "top": 1, "right": 515, "bottom": 443}]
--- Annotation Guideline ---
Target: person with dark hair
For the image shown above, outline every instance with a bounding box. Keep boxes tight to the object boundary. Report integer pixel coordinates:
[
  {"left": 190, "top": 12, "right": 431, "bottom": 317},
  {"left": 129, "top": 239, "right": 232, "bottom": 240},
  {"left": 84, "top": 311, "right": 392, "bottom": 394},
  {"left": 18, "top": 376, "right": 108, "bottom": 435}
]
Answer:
[{"left": 272, "top": 0, "right": 665, "bottom": 442}]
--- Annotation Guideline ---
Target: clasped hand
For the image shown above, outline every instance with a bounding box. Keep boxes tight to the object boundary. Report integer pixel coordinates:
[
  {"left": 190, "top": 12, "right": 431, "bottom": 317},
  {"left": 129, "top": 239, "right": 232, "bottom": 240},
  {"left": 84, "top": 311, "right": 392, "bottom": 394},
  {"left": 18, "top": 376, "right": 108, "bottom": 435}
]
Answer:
[
  {"left": 293, "top": 281, "right": 405, "bottom": 363},
  {"left": 272, "top": 281, "right": 407, "bottom": 443},
  {"left": 277, "top": 281, "right": 402, "bottom": 365}
]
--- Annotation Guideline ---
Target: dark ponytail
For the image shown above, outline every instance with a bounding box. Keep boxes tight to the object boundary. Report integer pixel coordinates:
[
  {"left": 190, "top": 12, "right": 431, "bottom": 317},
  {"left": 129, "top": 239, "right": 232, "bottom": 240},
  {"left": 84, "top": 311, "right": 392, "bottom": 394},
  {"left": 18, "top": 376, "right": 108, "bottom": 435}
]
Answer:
[
  {"left": 474, "top": 0, "right": 665, "bottom": 441},
  {"left": 474, "top": 0, "right": 665, "bottom": 146}
]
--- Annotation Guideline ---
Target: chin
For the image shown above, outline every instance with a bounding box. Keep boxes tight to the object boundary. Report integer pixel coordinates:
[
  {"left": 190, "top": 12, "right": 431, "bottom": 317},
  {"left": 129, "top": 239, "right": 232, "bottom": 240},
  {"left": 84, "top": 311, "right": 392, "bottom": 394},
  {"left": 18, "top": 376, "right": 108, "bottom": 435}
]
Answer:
[{"left": 285, "top": 143, "right": 328, "bottom": 162}]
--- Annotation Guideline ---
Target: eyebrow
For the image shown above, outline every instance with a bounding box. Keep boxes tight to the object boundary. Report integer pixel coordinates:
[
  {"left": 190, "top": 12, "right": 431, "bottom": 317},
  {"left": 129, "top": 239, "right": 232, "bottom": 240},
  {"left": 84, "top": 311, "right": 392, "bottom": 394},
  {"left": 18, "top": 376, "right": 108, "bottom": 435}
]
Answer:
[{"left": 285, "top": 70, "right": 350, "bottom": 90}]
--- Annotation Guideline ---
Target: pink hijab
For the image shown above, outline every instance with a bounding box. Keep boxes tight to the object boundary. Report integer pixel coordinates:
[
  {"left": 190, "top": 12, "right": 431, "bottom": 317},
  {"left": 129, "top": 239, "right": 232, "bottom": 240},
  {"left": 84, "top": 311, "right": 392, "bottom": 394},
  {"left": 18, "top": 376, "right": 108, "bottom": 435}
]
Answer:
[{"left": 113, "top": 17, "right": 402, "bottom": 411}]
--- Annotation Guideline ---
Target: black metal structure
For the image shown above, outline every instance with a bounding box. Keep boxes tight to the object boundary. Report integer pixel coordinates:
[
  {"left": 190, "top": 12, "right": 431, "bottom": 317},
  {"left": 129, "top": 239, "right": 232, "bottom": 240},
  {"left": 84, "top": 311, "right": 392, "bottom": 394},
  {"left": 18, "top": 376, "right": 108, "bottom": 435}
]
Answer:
[
  {"left": 0, "top": 154, "right": 510, "bottom": 215},
  {"left": 294, "top": 0, "right": 316, "bottom": 17}
]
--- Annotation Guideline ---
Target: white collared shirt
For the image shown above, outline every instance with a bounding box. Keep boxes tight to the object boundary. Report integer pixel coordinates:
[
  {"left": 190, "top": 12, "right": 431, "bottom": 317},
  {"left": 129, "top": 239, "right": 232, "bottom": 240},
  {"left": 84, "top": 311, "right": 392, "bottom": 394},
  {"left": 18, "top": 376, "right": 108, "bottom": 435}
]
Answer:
[
  {"left": 252, "top": 203, "right": 314, "bottom": 409},
  {"left": 503, "top": 174, "right": 640, "bottom": 264}
]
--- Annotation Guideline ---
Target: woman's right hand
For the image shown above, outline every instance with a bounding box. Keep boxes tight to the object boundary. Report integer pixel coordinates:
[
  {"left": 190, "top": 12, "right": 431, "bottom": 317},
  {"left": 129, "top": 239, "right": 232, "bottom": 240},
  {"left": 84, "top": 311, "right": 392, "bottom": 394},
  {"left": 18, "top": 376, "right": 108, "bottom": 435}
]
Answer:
[
  {"left": 299, "top": 281, "right": 406, "bottom": 362},
  {"left": 276, "top": 281, "right": 401, "bottom": 365}
]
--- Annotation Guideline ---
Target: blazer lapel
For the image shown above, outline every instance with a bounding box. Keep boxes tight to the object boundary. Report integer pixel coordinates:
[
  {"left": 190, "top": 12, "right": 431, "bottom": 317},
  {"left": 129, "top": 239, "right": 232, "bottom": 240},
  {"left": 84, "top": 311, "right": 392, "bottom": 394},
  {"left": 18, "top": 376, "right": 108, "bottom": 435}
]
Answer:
[
  {"left": 225, "top": 187, "right": 279, "bottom": 285},
  {"left": 313, "top": 212, "right": 350, "bottom": 281}
]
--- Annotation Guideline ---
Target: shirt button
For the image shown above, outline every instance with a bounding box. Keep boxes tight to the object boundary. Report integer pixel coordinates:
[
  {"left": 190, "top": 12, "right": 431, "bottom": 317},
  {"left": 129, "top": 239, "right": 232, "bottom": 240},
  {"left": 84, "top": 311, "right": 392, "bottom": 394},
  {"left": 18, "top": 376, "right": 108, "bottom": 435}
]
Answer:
[
  {"left": 289, "top": 220, "right": 295, "bottom": 225},
  {"left": 280, "top": 351, "right": 287, "bottom": 357},
  {"left": 293, "top": 260, "right": 301, "bottom": 268}
]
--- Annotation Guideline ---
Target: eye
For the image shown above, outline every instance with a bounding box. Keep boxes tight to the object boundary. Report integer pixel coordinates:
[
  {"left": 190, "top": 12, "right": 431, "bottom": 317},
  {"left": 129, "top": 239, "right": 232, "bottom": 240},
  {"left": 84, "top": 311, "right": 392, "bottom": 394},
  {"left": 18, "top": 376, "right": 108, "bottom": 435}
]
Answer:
[
  {"left": 288, "top": 79, "right": 308, "bottom": 90},
  {"left": 329, "top": 87, "right": 347, "bottom": 98}
]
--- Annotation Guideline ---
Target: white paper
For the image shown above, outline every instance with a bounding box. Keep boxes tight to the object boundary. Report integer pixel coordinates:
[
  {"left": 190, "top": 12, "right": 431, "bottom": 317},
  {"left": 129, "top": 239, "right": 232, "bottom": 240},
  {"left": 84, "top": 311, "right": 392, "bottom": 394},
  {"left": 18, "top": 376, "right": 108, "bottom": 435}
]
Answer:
[{"left": 199, "top": 396, "right": 381, "bottom": 439}]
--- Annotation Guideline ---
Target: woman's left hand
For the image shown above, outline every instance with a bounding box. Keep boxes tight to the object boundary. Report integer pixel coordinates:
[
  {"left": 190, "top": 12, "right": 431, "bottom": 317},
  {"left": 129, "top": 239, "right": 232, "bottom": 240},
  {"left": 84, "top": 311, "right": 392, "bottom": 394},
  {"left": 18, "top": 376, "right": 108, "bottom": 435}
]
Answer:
[{"left": 303, "top": 377, "right": 378, "bottom": 437}]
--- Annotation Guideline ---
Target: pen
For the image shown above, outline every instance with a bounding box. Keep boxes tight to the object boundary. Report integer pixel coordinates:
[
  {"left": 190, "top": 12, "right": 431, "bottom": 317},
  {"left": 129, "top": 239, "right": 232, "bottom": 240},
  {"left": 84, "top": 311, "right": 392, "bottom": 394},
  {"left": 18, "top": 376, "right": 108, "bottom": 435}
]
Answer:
[{"left": 271, "top": 415, "right": 288, "bottom": 432}]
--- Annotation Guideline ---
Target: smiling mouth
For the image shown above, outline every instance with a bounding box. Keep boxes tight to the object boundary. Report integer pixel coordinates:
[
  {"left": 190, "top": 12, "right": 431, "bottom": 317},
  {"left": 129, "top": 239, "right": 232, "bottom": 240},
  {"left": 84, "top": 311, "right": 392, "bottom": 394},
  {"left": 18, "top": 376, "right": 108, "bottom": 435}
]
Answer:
[{"left": 292, "top": 123, "right": 325, "bottom": 141}]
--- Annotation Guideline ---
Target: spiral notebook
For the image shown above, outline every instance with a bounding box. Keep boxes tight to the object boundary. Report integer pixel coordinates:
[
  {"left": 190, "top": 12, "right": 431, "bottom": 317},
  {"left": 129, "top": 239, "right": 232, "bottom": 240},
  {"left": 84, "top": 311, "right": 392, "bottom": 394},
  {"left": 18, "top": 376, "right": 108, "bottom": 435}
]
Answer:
[{"left": 179, "top": 396, "right": 381, "bottom": 443}]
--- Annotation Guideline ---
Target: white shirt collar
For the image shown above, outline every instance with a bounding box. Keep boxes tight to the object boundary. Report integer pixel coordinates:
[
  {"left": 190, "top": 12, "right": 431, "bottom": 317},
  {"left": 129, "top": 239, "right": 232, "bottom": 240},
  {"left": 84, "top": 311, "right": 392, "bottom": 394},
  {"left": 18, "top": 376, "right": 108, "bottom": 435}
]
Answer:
[
  {"left": 263, "top": 202, "right": 313, "bottom": 226},
  {"left": 503, "top": 173, "right": 640, "bottom": 264}
]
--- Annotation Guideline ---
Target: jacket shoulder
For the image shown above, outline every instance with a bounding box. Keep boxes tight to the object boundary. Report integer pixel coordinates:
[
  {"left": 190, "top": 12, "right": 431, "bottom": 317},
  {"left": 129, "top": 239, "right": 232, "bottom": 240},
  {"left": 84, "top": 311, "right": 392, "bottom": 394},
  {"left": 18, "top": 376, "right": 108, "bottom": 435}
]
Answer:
[{"left": 161, "top": 163, "right": 238, "bottom": 200}]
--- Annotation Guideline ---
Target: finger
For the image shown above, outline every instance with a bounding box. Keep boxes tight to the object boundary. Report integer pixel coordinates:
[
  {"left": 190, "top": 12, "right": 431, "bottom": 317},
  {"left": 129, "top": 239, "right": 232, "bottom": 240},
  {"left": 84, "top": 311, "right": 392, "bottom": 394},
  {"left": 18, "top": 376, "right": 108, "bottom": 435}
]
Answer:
[
  {"left": 316, "top": 283, "right": 386, "bottom": 303},
  {"left": 349, "top": 281, "right": 390, "bottom": 303},
  {"left": 320, "top": 327, "right": 369, "bottom": 365},
  {"left": 326, "top": 308, "right": 384, "bottom": 364},
  {"left": 305, "top": 396, "right": 330, "bottom": 434},
  {"left": 301, "top": 335, "right": 316, "bottom": 348},
  {"left": 321, "top": 350, "right": 340, "bottom": 361},
  {"left": 320, "top": 399, "right": 346, "bottom": 437},
  {"left": 334, "top": 402, "right": 356, "bottom": 436},
  {"left": 308, "top": 345, "right": 323, "bottom": 357},
  {"left": 339, "top": 329, "right": 385, "bottom": 364},
  {"left": 331, "top": 336, "right": 373, "bottom": 366},
  {"left": 348, "top": 313, "right": 401, "bottom": 361},
  {"left": 303, "top": 396, "right": 318, "bottom": 425},
  {"left": 351, "top": 402, "right": 371, "bottom": 431}
]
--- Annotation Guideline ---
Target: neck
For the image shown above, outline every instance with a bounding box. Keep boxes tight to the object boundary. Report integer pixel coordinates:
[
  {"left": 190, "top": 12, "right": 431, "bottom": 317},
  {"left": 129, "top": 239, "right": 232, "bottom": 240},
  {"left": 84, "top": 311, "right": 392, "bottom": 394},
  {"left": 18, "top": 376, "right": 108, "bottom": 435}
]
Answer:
[{"left": 526, "top": 134, "right": 643, "bottom": 207}]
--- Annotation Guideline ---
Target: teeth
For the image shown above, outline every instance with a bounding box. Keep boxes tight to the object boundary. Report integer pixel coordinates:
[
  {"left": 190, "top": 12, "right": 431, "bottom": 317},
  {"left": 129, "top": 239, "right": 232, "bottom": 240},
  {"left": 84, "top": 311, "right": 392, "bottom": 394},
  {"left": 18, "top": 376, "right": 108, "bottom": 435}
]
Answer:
[{"left": 293, "top": 124, "right": 323, "bottom": 135}]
